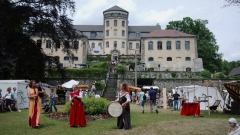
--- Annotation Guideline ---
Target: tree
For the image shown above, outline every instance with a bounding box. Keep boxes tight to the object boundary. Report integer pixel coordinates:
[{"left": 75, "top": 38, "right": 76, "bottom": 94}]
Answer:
[
  {"left": 0, "top": 0, "right": 84, "bottom": 81},
  {"left": 166, "top": 17, "right": 222, "bottom": 72},
  {"left": 223, "top": 0, "right": 240, "bottom": 8}
]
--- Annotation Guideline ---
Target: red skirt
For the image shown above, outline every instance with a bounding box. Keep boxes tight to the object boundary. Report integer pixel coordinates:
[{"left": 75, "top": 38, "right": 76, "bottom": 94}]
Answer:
[{"left": 69, "top": 98, "right": 87, "bottom": 127}]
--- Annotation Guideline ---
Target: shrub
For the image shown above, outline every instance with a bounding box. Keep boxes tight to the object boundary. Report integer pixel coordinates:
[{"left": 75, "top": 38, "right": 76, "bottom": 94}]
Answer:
[
  {"left": 95, "top": 82, "right": 105, "bottom": 90},
  {"left": 171, "top": 72, "right": 177, "bottom": 78},
  {"left": 200, "top": 70, "right": 212, "bottom": 79},
  {"left": 115, "top": 65, "right": 127, "bottom": 75},
  {"left": 64, "top": 98, "right": 109, "bottom": 115},
  {"left": 214, "top": 72, "right": 225, "bottom": 79}
]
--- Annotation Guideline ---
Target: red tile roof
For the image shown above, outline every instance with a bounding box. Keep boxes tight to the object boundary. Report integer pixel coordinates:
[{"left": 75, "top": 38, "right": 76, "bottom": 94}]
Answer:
[{"left": 143, "top": 30, "right": 196, "bottom": 38}]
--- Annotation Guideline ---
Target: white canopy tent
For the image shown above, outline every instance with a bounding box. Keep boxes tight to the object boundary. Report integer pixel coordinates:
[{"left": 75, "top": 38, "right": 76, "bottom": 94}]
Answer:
[
  {"left": 0, "top": 80, "right": 29, "bottom": 109},
  {"left": 174, "top": 85, "right": 224, "bottom": 110},
  {"left": 62, "top": 79, "right": 79, "bottom": 88}
]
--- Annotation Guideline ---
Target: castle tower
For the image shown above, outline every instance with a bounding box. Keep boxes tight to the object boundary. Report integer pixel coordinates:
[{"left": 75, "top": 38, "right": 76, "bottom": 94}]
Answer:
[{"left": 103, "top": 5, "right": 129, "bottom": 60}]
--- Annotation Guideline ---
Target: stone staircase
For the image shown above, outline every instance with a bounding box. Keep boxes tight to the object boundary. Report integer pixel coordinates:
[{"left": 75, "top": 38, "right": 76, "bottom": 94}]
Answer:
[{"left": 103, "top": 72, "right": 118, "bottom": 101}]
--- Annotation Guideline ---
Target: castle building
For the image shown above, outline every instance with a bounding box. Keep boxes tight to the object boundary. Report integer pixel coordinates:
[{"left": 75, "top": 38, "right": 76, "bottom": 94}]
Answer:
[{"left": 33, "top": 5, "right": 203, "bottom": 71}]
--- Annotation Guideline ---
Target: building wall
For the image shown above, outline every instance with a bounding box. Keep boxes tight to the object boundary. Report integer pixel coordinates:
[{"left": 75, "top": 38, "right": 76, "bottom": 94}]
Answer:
[
  {"left": 141, "top": 37, "right": 197, "bottom": 71},
  {"left": 127, "top": 40, "right": 141, "bottom": 55},
  {"left": 32, "top": 37, "right": 86, "bottom": 67}
]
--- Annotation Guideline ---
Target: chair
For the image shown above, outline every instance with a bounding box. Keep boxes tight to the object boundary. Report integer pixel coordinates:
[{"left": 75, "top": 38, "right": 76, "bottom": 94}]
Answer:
[{"left": 208, "top": 100, "right": 221, "bottom": 112}]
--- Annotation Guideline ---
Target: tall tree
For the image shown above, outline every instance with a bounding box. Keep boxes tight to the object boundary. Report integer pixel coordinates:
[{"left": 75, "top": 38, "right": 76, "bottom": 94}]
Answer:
[
  {"left": 166, "top": 17, "right": 222, "bottom": 72},
  {"left": 0, "top": 0, "right": 85, "bottom": 81},
  {"left": 223, "top": 0, "right": 240, "bottom": 8}
]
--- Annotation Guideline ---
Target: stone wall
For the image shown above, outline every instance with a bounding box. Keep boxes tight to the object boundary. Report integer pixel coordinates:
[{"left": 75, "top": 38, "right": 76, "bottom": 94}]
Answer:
[{"left": 122, "top": 71, "right": 201, "bottom": 79}]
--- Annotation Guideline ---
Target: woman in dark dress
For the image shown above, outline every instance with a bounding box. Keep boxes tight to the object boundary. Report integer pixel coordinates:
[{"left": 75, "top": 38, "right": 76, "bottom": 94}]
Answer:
[{"left": 113, "top": 83, "right": 131, "bottom": 130}]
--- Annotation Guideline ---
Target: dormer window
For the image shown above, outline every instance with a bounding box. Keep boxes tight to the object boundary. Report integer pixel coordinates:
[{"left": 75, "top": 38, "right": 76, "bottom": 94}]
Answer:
[
  {"left": 90, "top": 32, "right": 96, "bottom": 38},
  {"left": 135, "top": 33, "right": 141, "bottom": 38}
]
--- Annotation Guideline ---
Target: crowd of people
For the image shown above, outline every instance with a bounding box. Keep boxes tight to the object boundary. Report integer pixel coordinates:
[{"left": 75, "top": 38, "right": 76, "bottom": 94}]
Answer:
[{"left": 0, "top": 87, "right": 21, "bottom": 112}]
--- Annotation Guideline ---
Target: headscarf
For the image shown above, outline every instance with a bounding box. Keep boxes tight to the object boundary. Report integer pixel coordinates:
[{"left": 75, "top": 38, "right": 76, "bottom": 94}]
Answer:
[{"left": 229, "top": 118, "right": 239, "bottom": 127}]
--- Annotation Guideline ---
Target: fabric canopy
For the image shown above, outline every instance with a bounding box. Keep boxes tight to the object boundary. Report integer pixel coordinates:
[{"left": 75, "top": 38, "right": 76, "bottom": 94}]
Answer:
[{"left": 62, "top": 79, "right": 79, "bottom": 88}]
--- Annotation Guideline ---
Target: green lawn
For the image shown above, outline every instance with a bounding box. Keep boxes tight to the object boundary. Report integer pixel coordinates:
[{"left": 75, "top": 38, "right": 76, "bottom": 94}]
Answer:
[{"left": 0, "top": 103, "right": 239, "bottom": 135}]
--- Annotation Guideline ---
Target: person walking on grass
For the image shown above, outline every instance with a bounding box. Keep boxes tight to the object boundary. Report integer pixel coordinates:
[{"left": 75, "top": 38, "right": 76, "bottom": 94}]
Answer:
[
  {"left": 149, "top": 87, "right": 158, "bottom": 114},
  {"left": 49, "top": 89, "right": 57, "bottom": 113},
  {"left": 139, "top": 89, "right": 145, "bottom": 113}
]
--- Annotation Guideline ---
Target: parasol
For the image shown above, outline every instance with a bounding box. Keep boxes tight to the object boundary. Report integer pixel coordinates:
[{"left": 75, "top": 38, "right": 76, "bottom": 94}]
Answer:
[
  {"left": 62, "top": 79, "right": 79, "bottom": 88},
  {"left": 128, "top": 86, "right": 141, "bottom": 91}
]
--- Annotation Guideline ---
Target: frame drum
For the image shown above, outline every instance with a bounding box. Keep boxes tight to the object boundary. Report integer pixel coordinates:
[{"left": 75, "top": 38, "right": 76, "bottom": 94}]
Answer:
[{"left": 107, "top": 102, "right": 123, "bottom": 117}]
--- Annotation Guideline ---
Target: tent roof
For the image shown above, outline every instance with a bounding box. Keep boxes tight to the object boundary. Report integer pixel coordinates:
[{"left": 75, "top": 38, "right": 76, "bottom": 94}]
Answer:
[{"left": 0, "top": 80, "right": 26, "bottom": 83}]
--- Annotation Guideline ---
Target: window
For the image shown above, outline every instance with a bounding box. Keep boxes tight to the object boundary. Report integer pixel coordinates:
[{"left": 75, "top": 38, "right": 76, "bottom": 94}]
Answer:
[
  {"left": 122, "top": 21, "right": 125, "bottom": 27},
  {"left": 148, "top": 57, "right": 154, "bottom": 61},
  {"left": 91, "top": 43, "right": 95, "bottom": 48},
  {"left": 129, "top": 43, "right": 132, "bottom": 49},
  {"left": 167, "top": 57, "right": 172, "bottom": 61},
  {"left": 37, "top": 40, "right": 42, "bottom": 48},
  {"left": 114, "top": 41, "right": 117, "bottom": 48},
  {"left": 167, "top": 41, "right": 171, "bottom": 50},
  {"left": 186, "top": 67, "right": 191, "bottom": 72},
  {"left": 64, "top": 41, "right": 69, "bottom": 48},
  {"left": 185, "top": 57, "right": 191, "bottom": 61},
  {"left": 122, "top": 42, "right": 125, "bottom": 48},
  {"left": 135, "top": 33, "right": 141, "bottom": 38},
  {"left": 148, "top": 41, "right": 153, "bottom": 50},
  {"left": 114, "top": 29, "right": 117, "bottom": 36},
  {"left": 98, "top": 43, "right": 102, "bottom": 49},
  {"left": 157, "top": 41, "right": 162, "bottom": 50},
  {"left": 64, "top": 56, "right": 69, "bottom": 61},
  {"left": 90, "top": 32, "right": 96, "bottom": 38},
  {"left": 56, "top": 40, "right": 60, "bottom": 48},
  {"left": 106, "top": 42, "right": 109, "bottom": 48},
  {"left": 185, "top": 41, "right": 190, "bottom": 50},
  {"left": 106, "top": 21, "right": 109, "bottom": 26},
  {"left": 73, "top": 57, "right": 78, "bottom": 61},
  {"left": 122, "top": 30, "right": 125, "bottom": 36},
  {"left": 46, "top": 40, "right": 51, "bottom": 48},
  {"left": 74, "top": 41, "right": 79, "bottom": 49},
  {"left": 106, "top": 30, "right": 109, "bottom": 36},
  {"left": 114, "top": 20, "right": 117, "bottom": 26},
  {"left": 176, "top": 41, "right": 181, "bottom": 49},
  {"left": 136, "top": 43, "right": 140, "bottom": 49}
]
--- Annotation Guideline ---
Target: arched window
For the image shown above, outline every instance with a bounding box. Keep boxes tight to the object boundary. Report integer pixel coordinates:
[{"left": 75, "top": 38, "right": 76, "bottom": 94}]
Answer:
[
  {"left": 167, "top": 57, "right": 172, "bottom": 61},
  {"left": 98, "top": 43, "right": 102, "bottom": 49},
  {"left": 106, "top": 30, "right": 109, "bottom": 36},
  {"left": 176, "top": 41, "right": 181, "bottom": 49},
  {"left": 114, "top": 20, "right": 117, "bottom": 26},
  {"left": 136, "top": 43, "right": 140, "bottom": 49},
  {"left": 148, "top": 57, "right": 154, "bottom": 61},
  {"left": 185, "top": 57, "right": 191, "bottom": 61},
  {"left": 122, "top": 30, "right": 125, "bottom": 36},
  {"left": 129, "top": 43, "right": 132, "bottom": 49},
  {"left": 91, "top": 42, "right": 95, "bottom": 48},
  {"left": 122, "top": 21, "right": 125, "bottom": 27},
  {"left": 167, "top": 41, "right": 171, "bottom": 50},
  {"left": 106, "top": 42, "right": 109, "bottom": 48},
  {"left": 157, "top": 41, "right": 162, "bottom": 50},
  {"left": 106, "top": 20, "right": 109, "bottom": 26},
  {"left": 185, "top": 41, "right": 190, "bottom": 49},
  {"left": 64, "top": 41, "right": 69, "bottom": 48},
  {"left": 148, "top": 41, "right": 153, "bottom": 50},
  {"left": 37, "top": 40, "right": 42, "bottom": 48},
  {"left": 114, "top": 41, "right": 117, "bottom": 48},
  {"left": 46, "top": 40, "right": 51, "bottom": 48}
]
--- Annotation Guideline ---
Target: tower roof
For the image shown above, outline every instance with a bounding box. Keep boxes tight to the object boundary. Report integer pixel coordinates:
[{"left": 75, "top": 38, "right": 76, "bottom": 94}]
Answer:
[{"left": 103, "top": 5, "right": 128, "bottom": 13}]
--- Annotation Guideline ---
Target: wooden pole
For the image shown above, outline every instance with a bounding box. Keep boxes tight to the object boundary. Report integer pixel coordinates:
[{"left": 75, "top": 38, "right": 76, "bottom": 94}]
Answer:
[{"left": 207, "top": 85, "right": 210, "bottom": 116}]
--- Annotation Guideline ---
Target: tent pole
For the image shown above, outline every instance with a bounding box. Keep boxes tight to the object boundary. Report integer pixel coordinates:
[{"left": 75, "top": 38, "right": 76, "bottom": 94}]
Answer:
[{"left": 207, "top": 84, "right": 210, "bottom": 116}]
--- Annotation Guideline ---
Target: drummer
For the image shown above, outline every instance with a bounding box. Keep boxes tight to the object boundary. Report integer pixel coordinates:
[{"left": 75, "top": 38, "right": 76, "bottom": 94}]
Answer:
[{"left": 113, "top": 83, "right": 131, "bottom": 130}]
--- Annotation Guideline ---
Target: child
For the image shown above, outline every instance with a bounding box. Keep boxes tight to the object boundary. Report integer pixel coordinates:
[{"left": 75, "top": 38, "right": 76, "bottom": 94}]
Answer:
[{"left": 49, "top": 89, "right": 57, "bottom": 113}]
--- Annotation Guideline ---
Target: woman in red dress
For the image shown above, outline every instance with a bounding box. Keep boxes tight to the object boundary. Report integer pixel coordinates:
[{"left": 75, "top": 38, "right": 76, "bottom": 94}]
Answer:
[{"left": 69, "top": 84, "right": 86, "bottom": 127}]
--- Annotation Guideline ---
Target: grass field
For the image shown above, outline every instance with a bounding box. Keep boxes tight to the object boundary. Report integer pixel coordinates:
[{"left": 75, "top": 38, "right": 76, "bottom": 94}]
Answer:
[{"left": 0, "top": 103, "right": 239, "bottom": 135}]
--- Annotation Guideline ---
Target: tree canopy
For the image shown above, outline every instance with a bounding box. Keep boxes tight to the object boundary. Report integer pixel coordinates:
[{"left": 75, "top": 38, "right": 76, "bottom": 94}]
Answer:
[
  {"left": 166, "top": 17, "right": 222, "bottom": 72},
  {"left": 0, "top": 0, "right": 84, "bottom": 81}
]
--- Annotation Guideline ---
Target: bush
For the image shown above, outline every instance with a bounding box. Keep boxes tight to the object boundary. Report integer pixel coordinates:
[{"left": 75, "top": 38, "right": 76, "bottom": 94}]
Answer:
[
  {"left": 213, "top": 72, "right": 225, "bottom": 79},
  {"left": 95, "top": 82, "right": 105, "bottom": 90},
  {"left": 200, "top": 70, "right": 212, "bottom": 79},
  {"left": 64, "top": 98, "right": 109, "bottom": 115},
  {"left": 171, "top": 72, "right": 177, "bottom": 78},
  {"left": 115, "top": 65, "right": 127, "bottom": 75}
]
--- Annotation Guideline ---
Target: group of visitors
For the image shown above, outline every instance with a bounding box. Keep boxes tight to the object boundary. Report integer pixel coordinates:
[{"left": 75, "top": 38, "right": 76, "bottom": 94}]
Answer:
[{"left": 0, "top": 87, "right": 21, "bottom": 112}]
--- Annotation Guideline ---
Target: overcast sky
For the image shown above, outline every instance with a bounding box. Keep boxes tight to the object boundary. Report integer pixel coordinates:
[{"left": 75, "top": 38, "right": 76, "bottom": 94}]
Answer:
[{"left": 68, "top": 0, "right": 240, "bottom": 62}]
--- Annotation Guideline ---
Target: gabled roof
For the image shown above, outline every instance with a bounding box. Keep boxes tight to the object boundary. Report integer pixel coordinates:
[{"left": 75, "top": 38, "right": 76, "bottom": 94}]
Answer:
[
  {"left": 103, "top": 5, "right": 128, "bottom": 13},
  {"left": 142, "top": 30, "right": 197, "bottom": 38},
  {"left": 229, "top": 66, "right": 240, "bottom": 76}
]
